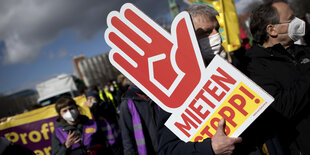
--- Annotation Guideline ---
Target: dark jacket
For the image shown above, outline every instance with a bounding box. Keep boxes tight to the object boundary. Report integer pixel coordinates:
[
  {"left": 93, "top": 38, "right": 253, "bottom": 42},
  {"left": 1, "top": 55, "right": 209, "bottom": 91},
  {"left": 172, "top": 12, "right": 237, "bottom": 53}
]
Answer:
[
  {"left": 242, "top": 43, "right": 310, "bottom": 155},
  {"left": 52, "top": 115, "right": 110, "bottom": 155},
  {"left": 157, "top": 109, "right": 214, "bottom": 155},
  {"left": 119, "top": 86, "right": 158, "bottom": 155},
  {"left": 155, "top": 48, "right": 247, "bottom": 155},
  {"left": 88, "top": 94, "right": 118, "bottom": 124},
  {"left": 85, "top": 91, "right": 123, "bottom": 155}
]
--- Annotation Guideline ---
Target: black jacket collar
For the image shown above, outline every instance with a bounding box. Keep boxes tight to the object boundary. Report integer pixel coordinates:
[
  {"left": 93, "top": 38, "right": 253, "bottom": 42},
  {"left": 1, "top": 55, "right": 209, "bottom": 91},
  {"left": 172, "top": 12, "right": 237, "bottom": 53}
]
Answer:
[{"left": 246, "top": 43, "right": 295, "bottom": 59}]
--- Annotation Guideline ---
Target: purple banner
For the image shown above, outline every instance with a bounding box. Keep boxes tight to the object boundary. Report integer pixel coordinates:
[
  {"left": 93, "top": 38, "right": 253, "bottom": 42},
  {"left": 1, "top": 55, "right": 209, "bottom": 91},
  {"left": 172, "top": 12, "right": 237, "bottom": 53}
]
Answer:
[{"left": 0, "top": 116, "right": 57, "bottom": 154}]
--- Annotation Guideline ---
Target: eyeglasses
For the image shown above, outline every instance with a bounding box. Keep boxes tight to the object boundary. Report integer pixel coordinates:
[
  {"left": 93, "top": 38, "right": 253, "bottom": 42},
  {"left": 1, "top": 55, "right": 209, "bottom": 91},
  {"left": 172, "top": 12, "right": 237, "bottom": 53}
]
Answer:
[{"left": 274, "top": 16, "right": 296, "bottom": 26}]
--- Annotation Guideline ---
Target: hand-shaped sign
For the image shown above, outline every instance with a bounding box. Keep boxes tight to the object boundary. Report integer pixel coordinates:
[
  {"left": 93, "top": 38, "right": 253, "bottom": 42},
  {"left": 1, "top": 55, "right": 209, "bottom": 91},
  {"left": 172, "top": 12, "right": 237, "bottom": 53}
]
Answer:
[
  {"left": 105, "top": 3, "right": 274, "bottom": 142},
  {"left": 105, "top": 3, "right": 207, "bottom": 113}
]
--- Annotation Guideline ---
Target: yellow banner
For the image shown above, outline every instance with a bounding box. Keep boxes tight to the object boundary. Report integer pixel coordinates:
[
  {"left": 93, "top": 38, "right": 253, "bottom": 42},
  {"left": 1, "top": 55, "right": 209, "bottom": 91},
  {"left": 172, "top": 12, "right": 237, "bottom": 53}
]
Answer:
[
  {"left": 186, "top": 0, "right": 241, "bottom": 52},
  {"left": 0, "top": 95, "right": 92, "bottom": 130}
]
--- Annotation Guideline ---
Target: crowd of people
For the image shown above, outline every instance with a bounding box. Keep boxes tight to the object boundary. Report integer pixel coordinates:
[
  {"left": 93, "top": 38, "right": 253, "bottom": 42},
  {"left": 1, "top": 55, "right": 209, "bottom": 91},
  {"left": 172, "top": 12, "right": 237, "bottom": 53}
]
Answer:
[{"left": 50, "top": 0, "right": 310, "bottom": 155}]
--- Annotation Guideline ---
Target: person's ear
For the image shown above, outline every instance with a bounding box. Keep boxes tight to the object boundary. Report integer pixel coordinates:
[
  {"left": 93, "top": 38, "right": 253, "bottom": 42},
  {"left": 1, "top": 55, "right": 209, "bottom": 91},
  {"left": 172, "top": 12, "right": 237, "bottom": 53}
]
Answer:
[{"left": 266, "top": 24, "right": 278, "bottom": 37}]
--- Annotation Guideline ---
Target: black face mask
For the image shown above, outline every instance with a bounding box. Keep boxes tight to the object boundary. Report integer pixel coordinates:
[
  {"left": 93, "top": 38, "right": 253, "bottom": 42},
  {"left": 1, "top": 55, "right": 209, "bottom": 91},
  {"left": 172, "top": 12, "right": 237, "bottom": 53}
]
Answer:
[{"left": 198, "top": 33, "right": 223, "bottom": 65}]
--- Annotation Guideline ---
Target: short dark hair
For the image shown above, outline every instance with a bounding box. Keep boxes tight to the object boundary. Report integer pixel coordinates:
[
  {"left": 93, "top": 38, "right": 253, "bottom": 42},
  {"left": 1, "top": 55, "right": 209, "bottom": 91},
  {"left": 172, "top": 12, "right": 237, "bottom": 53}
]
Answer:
[
  {"left": 55, "top": 96, "right": 77, "bottom": 116},
  {"left": 250, "top": 2, "right": 280, "bottom": 44}
]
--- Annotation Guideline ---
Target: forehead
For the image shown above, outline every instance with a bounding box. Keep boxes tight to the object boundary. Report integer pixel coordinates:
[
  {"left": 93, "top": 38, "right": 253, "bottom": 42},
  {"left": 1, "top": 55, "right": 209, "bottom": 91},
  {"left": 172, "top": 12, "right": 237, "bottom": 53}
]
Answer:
[
  {"left": 87, "top": 96, "right": 96, "bottom": 100},
  {"left": 272, "top": 2, "right": 294, "bottom": 22},
  {"left": 192, "top": 15, "right": 216, "bottom": 31},
  {"left": 60, "top": 105, "right": 75, "bottom": 111}
]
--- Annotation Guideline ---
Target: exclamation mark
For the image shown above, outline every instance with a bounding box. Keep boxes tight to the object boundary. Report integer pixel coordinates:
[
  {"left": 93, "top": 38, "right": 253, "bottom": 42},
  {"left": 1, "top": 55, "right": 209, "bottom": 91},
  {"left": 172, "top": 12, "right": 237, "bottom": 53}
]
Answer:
[{"left": 239, "top": 86, "right": 260, "bottom": 104}]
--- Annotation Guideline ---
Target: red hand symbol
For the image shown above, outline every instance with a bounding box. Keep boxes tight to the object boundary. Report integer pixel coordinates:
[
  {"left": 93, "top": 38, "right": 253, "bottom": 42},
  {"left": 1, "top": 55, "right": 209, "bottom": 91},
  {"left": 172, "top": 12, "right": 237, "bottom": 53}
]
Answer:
[{"left": 105, "top": 3, "right": 205, "bottom": 112}]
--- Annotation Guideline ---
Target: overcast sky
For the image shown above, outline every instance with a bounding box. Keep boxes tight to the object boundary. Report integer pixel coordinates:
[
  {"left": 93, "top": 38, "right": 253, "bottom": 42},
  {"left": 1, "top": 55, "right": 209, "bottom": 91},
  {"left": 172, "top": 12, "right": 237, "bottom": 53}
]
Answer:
[
  {"left": 0, "top": 0, "right": 190, "bottom": 94},
  {"left": 0, "top": 0, "right": 255, "bottom": 94},
  {"left": 0, "top": 0, "right": 186, "bottom": 65}
]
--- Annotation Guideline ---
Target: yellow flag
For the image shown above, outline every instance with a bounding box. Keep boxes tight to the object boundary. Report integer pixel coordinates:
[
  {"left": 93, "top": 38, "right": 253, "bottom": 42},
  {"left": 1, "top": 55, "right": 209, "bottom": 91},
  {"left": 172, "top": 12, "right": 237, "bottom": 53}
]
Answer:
[{"left": 185, "top": 0, "right": 241, "bottom": 52}]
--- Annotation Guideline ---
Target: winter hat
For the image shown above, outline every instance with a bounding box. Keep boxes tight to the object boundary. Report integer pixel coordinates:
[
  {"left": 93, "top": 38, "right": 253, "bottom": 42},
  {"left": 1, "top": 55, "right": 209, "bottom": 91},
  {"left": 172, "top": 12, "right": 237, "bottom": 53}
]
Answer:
[{"left": 85, "top": 91, "right": 101, "bottom": 101}]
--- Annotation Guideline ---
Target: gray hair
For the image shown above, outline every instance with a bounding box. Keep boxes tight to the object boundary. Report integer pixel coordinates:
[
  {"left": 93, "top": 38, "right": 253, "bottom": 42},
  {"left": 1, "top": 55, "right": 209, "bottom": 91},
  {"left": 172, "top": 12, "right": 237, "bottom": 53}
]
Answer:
[
  {"left": 187, "top": 4, "right": 219, "bottom": 19},
  {"left": 186, "top": 4, "right": 220, "bottom": 29}
]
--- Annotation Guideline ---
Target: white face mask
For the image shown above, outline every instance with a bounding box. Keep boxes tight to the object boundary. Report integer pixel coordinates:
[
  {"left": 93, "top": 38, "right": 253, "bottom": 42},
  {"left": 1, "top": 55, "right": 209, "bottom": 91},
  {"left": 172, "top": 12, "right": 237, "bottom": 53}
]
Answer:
[
  {"left": 91, "top": 100, "right": 97, "bottom": 104},
  {"left": 276, "top": 17, "right": 306, "bottom": 42},
  {"left": 62, "top": 109, "right": 79, "bottom": 122},
  {"left": 198, "top": 33, "right": 223, "bottom": 62},
  {"left": 110, "top": 86, "right": 114, "bottom": 92}
]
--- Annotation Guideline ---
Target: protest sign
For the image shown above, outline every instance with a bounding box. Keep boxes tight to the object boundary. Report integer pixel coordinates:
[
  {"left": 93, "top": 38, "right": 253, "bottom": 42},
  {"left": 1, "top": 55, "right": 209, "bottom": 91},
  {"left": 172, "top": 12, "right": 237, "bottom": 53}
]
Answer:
[
  {"left": 165, "top": 55, "right": 273, "bottom": 141},
  {"left": 0, "top": 96, "right": 91, "bottom": 154},
  {"left": 105, "top": 3, "right": 273, "bottom": 142},
  {"left": 185, "top": 0, "right": 241, "bottom": 52}
]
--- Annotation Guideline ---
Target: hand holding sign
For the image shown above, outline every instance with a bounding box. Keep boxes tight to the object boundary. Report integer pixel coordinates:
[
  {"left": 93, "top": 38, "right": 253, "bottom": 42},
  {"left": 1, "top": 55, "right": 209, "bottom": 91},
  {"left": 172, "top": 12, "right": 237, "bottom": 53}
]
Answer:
[
  {"left": 105, "top": 3, "right": 206, "bottom": 111},
  {"left": 211, "top": 119, "right": 242, "bottom": 155}
]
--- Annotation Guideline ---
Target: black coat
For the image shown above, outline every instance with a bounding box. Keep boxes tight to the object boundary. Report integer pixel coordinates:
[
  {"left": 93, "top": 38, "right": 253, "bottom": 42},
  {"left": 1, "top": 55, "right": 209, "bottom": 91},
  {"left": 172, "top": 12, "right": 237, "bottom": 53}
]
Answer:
[
  {"left": 119, "top": 86, "right": 159, "bottom": 155},
  {"left": 156, "top": 109, "right": 214, "bottom": 155},
  {"left": 241, "top": 43, "right": 310, "bottom": 155},
  {"left": 156, "top": 49, "right": 246, "bottom": 155}
]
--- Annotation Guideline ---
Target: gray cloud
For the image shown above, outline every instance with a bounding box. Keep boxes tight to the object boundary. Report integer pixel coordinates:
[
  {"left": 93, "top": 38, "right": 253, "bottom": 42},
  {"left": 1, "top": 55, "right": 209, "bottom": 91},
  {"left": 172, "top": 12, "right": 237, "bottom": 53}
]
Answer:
[{"left": 0, "top": 0, "right": 176, "bottom": 65}]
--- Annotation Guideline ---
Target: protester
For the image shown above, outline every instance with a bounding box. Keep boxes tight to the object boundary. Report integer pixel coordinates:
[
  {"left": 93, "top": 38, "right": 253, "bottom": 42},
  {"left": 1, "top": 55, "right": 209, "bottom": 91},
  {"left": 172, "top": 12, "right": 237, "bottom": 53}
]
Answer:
[
  {"left": 100, "top": 84, "right": 118, "bottom": 109},
  {"left": 191, "top": 4, "right": 228, "bottom": 65},
  {"left": 84, "top": 91, "right": 123, "bottom": 155},
  {"left": 116, "top": 74, "right": 131, "bottom": 108},
  {"left": 98, "top": 85, "right": 111, "bottom": 103},
  {"left": 243, "top": 1, "right": 310, "bottom": 154},
  {"left": 109, "top": 80, "right": 119, "bottom": 98},
  {"left": 85, "top": 90, "right": 118, "bottom": 122},
  {"left": 119, "top": 85, "right": 159, "bottom": 155},
  {"left": 157, "top": 4, "right": 242, "bottom": 155},
  {"left": 191, "top": 3, "right": 247, "bottom": 72},
  {"left": 52, "top": 96, "right": 112, "bottom": 155},
  {"left": 117, "top": 74, "right": 131, "bottom": 94}
]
